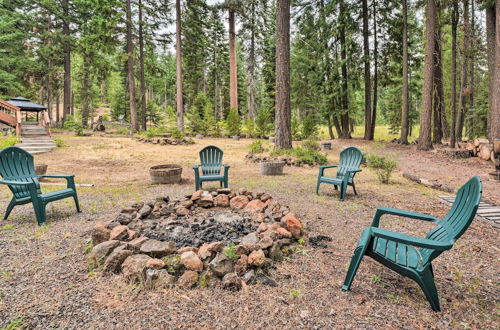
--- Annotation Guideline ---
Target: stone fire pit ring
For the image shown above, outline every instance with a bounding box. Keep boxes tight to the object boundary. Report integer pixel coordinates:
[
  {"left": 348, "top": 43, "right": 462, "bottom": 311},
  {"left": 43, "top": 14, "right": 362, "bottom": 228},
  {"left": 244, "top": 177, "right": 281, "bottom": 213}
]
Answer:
[{"left": 150, "top": 164, "right": 183, "bottom": 184}]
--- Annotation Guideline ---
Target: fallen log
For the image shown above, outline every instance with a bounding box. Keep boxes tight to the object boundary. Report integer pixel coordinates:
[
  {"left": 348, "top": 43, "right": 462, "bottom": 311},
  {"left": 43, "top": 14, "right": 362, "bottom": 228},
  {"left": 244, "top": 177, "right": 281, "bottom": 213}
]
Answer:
[
  {"left": 402, "top": 172, "right": 455, "bottom": 193},
  {"left": 474, "top": 138, "right": 489, "bottom": 147},
  {"left": 479, "top": 144, "right": 493, "bottom": 161}
]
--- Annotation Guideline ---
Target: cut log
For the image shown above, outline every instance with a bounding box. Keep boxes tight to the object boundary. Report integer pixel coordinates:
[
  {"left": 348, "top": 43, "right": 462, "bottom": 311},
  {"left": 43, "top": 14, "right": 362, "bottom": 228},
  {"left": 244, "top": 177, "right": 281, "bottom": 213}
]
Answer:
[
  {"left": 494, "top": 139, "right": 500, "bottom": 154},
  {"left": 473, "top": 138, "right": 489, "bottom": 147},
  {"left": 479, "top": 144, "right": 492, "bottom": 161},
  {"left": 466, "top": 142, "right": 475, "bottom": 151},
  {"left": 402, "top": 172, "right": 455, "bottom": 192}
]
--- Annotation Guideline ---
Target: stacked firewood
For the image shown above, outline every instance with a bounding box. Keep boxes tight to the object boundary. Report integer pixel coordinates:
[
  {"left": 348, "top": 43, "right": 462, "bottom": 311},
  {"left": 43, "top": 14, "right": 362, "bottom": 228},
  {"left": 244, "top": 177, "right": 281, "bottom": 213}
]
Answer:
[{"left": 455, "top": 138, "right": 497, "bottom": 162}]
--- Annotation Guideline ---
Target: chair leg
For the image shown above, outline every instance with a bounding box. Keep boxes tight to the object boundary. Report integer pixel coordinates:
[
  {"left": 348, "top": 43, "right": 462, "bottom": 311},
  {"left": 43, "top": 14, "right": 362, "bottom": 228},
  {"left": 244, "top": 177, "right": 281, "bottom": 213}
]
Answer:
[
  {"left": 73, "top": 193, "right": 81, "bottom": 213},
  {"left": 4, "top": 200, "right": 16, "bottom": 220},
  {"left": 334, "top": 185, "right": 338, "bottom": 190},
  {"left": 339, "top": 182, "right": 347, "bottom": 201},
  {"left": 33, "top": 201, "right": 46, "bottom": 226},
  {"left": 342, "top": 246, "right": 366, "bottom": 291},
  {"left": 316, "top": 179, "right": 321, "bottom": 195},
  {"left": 352, "top": 182, "right": 358, "bottom": 195},
  {"left": 223, "top": 179, "right": 228, "bottom": 188},
  {"left": 415, "top": 267, "right": 441, "bottom": 312}
]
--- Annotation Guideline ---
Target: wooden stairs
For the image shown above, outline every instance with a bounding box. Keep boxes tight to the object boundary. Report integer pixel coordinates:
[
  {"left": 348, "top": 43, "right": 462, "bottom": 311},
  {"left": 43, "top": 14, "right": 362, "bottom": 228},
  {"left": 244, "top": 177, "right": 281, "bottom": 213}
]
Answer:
[{"left": 15, "top": 123, "right": 56, "bottom": 154}]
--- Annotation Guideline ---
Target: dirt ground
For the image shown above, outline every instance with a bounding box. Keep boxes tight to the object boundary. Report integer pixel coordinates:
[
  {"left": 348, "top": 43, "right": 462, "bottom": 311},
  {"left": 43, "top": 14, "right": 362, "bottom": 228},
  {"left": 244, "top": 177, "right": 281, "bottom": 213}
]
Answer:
[{"left": 0, "top": 134, "right": 498, "bottom": 329}]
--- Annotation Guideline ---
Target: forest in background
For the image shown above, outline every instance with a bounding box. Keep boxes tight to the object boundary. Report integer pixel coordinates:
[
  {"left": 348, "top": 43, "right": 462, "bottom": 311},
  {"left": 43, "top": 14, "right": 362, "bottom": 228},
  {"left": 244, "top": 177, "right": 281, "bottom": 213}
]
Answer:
[{"left": 0, "top": 0, "right": 498, "bottom": 150}]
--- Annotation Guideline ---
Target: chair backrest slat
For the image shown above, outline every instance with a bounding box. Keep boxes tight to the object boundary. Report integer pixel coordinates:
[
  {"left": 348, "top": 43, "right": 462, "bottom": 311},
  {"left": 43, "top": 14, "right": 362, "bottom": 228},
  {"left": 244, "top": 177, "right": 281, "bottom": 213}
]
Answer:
[
  {"left": 0, "top": 147, "right": 40, "bottom": 199},
  {"left": 337, "top": 147, "right": 363, "bottom": 179},
  {"left": 420, "top": 176, "right": 482, "bottom": 265},
  {"left": 199, "top": 146, "right": 223, "bottom": 176}
]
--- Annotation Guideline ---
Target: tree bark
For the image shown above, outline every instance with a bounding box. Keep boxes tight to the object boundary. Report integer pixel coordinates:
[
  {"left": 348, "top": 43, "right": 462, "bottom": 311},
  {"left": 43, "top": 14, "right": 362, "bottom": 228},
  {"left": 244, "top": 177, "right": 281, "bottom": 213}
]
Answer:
[
  {"left": 450, "top": 1, "right": 459, "bottom": 147},
  {"left": 81, "top": 55, "right": 90, "bottom": 128},
  {"left": 492, "top": 0, "right": 500, "bottom": 140},
  {"left": 432, "top": 13, "right": 443, "bottom": 144},
  {"left": 400, "top": 0, "right": 410, "bottom": 144},
  {"left": 362, "top": 0, "right": 372, "bottom": 140},
  {"left": 62, "top": 0, "right": 71, "bottom": 124},
  {"left": 370, "top": 0, "right": 378, "bottom": 140},
  {"left": 247, "top": 2, "right": 257, "bottom": 121},
  {"left": 456, "top": 0, "right": 469, "bottom": 142},
  {"left": 138, "top": 0, "right": 147, "bottom": 131},
  {"left": 417, "top": 0, "right": 436, "bottom": 151},
  {"left": 126, "top": 0, "right": 138, "bottom": 132},
  {"left": 56, "top": 92, "right": 60, "bottom": 124},
  {"left": 229, "top": 9, "right": 238, "bottom": 112},
  {"left": 339, "top": 0, "right": 350, "bottom": 139},
  {"left": 275, "top": 0, "right": 292, "bottom": 149},
  {"left": 176, "top": 0, "right": 184, "bottom": 132},
  {"left": 486, "top": 2, "right": 499, "bottom": 140}
]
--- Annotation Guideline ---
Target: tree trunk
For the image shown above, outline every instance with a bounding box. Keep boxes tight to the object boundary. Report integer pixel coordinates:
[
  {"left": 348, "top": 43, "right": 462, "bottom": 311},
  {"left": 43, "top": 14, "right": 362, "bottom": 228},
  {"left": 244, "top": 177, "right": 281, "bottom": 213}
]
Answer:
[
  {"left": 469, "top": 0, "right": 475, "bottom": 138},
  {"left": 126, "top": 0, "right": 138, "bottom": 132},
  {"left": 370, "top": 0, "right": 378, "bottom": 140},
  {"left": 46, "top": 61, "right": 52, "bottom": 122},
  {"left": 362, "top": 0, "right": 372, "bottom": 140},
  {"left": 456, "top": 0, "right": 469, "bottom": 142},
  {"left": 247, "top": 1, "right": 257, "bottom": 121},
  {"left": 486, "top": 2, "right": 499, "bottom": 140},
  {"left": 327, "top": 115, "right": 335, "bottom": 139},
  {"left": 417, "top": 0, "right": 436, "bottom": 151},
  {"left": 338, "top": 0, "right": 350, "bottom": 139},
  {"left": 450, "top": 1, "right": 459, "bottom": 147},
  {"left": 138, "top": 0, "right": 147, "bottom": 131},
  {"left": 62, "top": 0, "right": 71, "bottom": 124},
  {"left": 81, "top": 55, "right": 91, "bottom": 128},
  {"left": 400, "top": 0, "right": 410, "bottom": 144},
  {"left": 432, "top": 15, "right": 443, "bottom": 144},
  {"left": 229, "top": 10, "right": 238, "bottom": 112},
  {"left": 175, "top": 0, "right": 184, "bottom": 132},
  {"left": 275, "top": 0, "right": 292, "bottom": 149},
  {"left": 56, "top": 92, "right": 60, "bottom": 124}
]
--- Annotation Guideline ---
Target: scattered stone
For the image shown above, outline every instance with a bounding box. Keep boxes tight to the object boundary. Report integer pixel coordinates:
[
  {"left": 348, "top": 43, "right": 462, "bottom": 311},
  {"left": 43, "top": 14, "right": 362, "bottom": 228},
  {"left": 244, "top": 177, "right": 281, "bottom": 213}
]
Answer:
[
  {"left": 258, "top": 236, "right": 274, "bottom": 249},
  {"left": 235, "top": 255, "right": 248, "bottom": 276},
  {"left": 276, "top": 227, "right": 292, "bottom": 239},
  {"left": 252, "top": 213, "right": 266, "bottom": 222},
  {"left": 209, "top": 253, "right": 235, "bottom": 277},
  {"left": 92, "top": 224, "right": 110, "bottom": 245},
  {"left": 178, "top": 270, "right": 199, "bottom": 289},
  {"left": 89, "top": 240, "right": 121, "bottom": 265},
  {"left": 138, "top": 205, "right": 152, "bottom": 218},
  {"left": 116, "top": 213, "right": 134, "bottom": 225},
  {"left": 222, "top": 273, "right": 242, "bottom": 291},
  {"left": 198, "top": 192, "right": 214, "bottom": 208},
  {"left": 256, "top": 273, "right": 277, "bottom": 287},
  {"left": 140, "top": 239, "right": 176, "bottom": 258},
  {"left": 214, "top": 194, "right": 230, "bottom": 207},
  {"left": 244, "top": 199, "right": 266, "bottom": 214},
  {"left": 257, "top": 223, "right": 269, "bottom": 233},
  {"left": 260, "top": 194, "right": 272, "bottom": 202},
  {"left": 238, "top": 188, "right": 247, "bottom": 195},
  {"left": 122, "top": 254, "right": 152, "bottom": 282},
  {"left": 230, "top": 195, "right": 249, "bottom": 210},
  {"left": 216, "top": 188, "right": 231, "bottom": 194},
  {"left": 104, "top": 245, "right": 134, "bottom": 272},
  {"left": 175, "top": 207, "right": 190, "bottom": 216},
  {"left": 127, "top": 229, "right": 137, "bottom": 240},
  {"left": 145, "top": 269, "right": 175, "bottom": 289},
  {"left": 248, "top": 249, "right": 266, "bottom": 267},
  {"left": 109, "top": 225, "right": 129, "bottom": 241},
  {"left": 180, "top": 251, "right": 204, "bottom": 271},
  {"left": 146, "top": 258, "right": 166, "bottom": 270},
  {"left": 240, "top": 232, "right": 259, "bottom": 245},
  {"left": 177, "top": 246, "right": 199, "bottom": 254},
  {"left": 281, "top": 214, "right": 303, "bottom": 239},
  {"left": 242, "top": 269, "right": 256, "bottom": 283},
  {"left": 121, "top": 206, "right": 137, "bottom": 214},
  {"left": 128, "top": 237, "right": 149, "bottom": 250},
  {"left": 191, "top": 190, "right": 203, "bottom": 201},
  {"left": 234, "top": 245, "right": 249, "bottom": 256},
  {"left": 181, "top": 199, "right": 194, "bottom": 209}
]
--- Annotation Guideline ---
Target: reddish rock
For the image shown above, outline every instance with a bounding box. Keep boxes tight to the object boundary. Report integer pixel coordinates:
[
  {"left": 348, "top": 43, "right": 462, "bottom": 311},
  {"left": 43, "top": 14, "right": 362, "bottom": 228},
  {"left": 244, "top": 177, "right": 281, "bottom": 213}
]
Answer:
[
  {"left": 140, "top": 239, "right": 176, "bottom": 257},
  {"left": 89, "top": 240, "right": 121, "bottom": 265},
  {"left": 276, "top": 227, "right": 292, "bottom": 239},
  {"left": 207, "top": 242, "right": 224, "bottom": 253},
  {"left": 230, "top": 195, "right": 249, "bottom": 210},
  {"left": 146, "top": 258, "right": 166, "bottom": 270},
  {"left": 190, "top": 190, "right": 203, "bottom": 201},
  {"left": 104, "top": 246, "right": 133, "bottom": 272},
  {"left": 198, "top": 244, "right": 213, "bottom": 260},
  {"left": 281, "top": 214, "right": 303, "bottom": 239},
  {"left": 259, "top": 236, "right": 274, "bottom": 249},
  {"left": 127, "top": 229, "right": 137, "bottom": 240},
  {"left": 128, "top": 237, "right": 149, "bottom": 250},
  {"left": 178, "top": 270, "right": 199, "bottom": 289},
  {"left": 175, "top": 207, "right": 190, "bottom": 216},
  {"left": 242, "top": 243, "right": 261, "bottom": 252},
  {"left": 257, "top": 222, "right": 268, "bottom": 233},
  {"left": 91, "top": 224, "right": 110, "bottom": 245},
  {"left": 244, "top": 199, "right": 266, "bottom": 214},
  {"left": 215, "top": 194, "right": 230, "bottom": 207},
  {"left": 177, "top": 246, "right": 199, "bottom": 254},
  {"left": 235, "top": 255, "right": 248, "bottom": 276},
  {"left": 235, "top": 245, "right": 249, "bottom": 256},
  {"left": 252, "top": 213, "right": 266, "bottom": 222},
  {"left": 122, "top": 254, "right": 152, "bottom": 282},
  {"left": 248, "top": 249, "right": 266, "bottom": 267},
  {"left": 181, "top": 199, "right": 194, "bottom": 208},
  {"left": 216, "top": 188, "right": 231, "bottom": 194},
  {"left": 180, "top": 251, "right": 204, "bottom": 271},
  {"left": 260, "top": 194, "right": 272, "bottom": 202},
  {"left": 198, "top": 192, "right": 214, "bottom": 208},
  {"left": 109, "top": 225, "right": 129, "bottom": 241}
]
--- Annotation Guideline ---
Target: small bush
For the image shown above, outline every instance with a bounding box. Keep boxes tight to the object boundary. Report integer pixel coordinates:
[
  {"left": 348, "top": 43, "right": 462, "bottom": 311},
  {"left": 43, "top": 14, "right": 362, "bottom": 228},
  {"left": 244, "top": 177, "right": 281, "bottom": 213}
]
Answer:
[
  {"left": 255, "top": 107, "right": 273, "bottom": 137},
  {"left": 115, "top": 126, "right": 130, "bottom": 135},
  {"left": 223, "top": 243, "right": 239, "bottom": 260},
  {"left": 271, "top": 147, "right": 327, "bottom": 166},
  {"left": 242, "top": 119, "right": 256, "bottom": 137},
  {"left": 301, "top": 139, "right": 320, "bottom": 151},
  {"left": 248, "top": 140, "right": 267, "bottom": 154},
  {"left": 0, "top": 136, "right": 20, "bottom": 149},
  {"left": 63, "top": 115, "right": 84, "bottom": 136},
  {"left": 226, "top": 108, "right": 241, "bottom": 136},
  {"left": 53, "top": 137, "right": 67, "bottom": 147},
  {"left": 366, "top": 153, "right": 398, "bottom": 184},
  {"left": 171, "top": 128, "right": 185, "bottom": 139}
]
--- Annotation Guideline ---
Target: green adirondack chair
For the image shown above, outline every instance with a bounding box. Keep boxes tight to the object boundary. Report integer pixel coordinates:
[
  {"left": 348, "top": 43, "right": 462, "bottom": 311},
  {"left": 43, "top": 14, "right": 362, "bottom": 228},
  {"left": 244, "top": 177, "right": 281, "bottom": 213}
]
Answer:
[
  {"left": 0, "top": 147, "right": 81, "bottom": 225},
  {"left": 342, "top": 176, "right": 482, "bottom": 311},
  {"left": 193, "top": 145, "right": 230, "bottom": 190},
  {"left": 316, "top": 146, "right": 363, "bottom": 201}
]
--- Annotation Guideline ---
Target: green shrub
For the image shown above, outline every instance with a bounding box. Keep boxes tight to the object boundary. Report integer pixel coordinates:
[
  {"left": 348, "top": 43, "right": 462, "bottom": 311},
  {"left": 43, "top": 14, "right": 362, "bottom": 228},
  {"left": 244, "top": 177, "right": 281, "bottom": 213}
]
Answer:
[
  {"left": 226, "top": 108, "right": 241, "bottom": 136},
  {"left": 366, "top": 153, "right": 398, "bottom": 184},
  {"left": 53, "top": 137, "right": 67, "bottom": 148},
  {"left": 115, "top": 126, "right": 130, "bottom": 135},
  {"left": 255, "top": 107, "right": 273, "bottom": 137},
  {"left": 248, "top": 140, "right": 267, "bottom": 154},
  {"left": 271, "top": 147, "right": 327, "bottom": 166},
  {"left": 291, "top": 114, "right": 301, "bottom": 140},
  {"left": 300, "top": 116, "right": 318, "bottom": 139},
  {"left": 171, "top": 128, "right": 185, "bottom": 139},
  {"left": 203, "top": 102, "right": 216, "bottom": 135},
  {"left": 242, "top": 119, "right": 256, "bottom": 137},
  {"left": 63, "top": 115, "right": 84, "bottom": 136},
  {"left": 0, "top": 136, "right": 20, "bottom": 149},
  {"left": 301, "top": 139, "right": 320, "bottom": 151},
  {"left": 223, "top": 243, "right": 239, "bottom": 260}
]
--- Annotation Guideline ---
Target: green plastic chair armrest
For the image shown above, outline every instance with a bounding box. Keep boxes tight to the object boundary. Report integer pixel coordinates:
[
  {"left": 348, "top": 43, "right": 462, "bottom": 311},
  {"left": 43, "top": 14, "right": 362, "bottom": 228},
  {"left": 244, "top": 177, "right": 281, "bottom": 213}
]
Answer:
[
  {"left": 223, "top": 164, "right": 230, "bottom": 168},
  {"left": 377, "top": 207, "right": 438, "bottom": 221},
  {"left": 0, "top": 180, "right": 34, "bottom": 186},
  {"left": 192, "top": 165, "right": 200, "bottom": 170},
  {"left": 319, "top": 165, "right": 337, "bottom": 170},
  {"left": 38, "top": 174, "right": 74, "bottom": 179},
  {"left": 370, "top": 228, "right": 453, "bottom": 251}
]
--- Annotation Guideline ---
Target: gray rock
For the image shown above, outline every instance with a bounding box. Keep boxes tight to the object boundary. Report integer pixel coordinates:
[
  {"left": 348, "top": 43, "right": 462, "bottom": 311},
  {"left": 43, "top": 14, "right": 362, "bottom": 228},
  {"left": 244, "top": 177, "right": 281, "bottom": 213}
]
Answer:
[
  {"left": 222, "top": 272, "right": 242, "bottom": 291},
  {"left": 145, "top": 269, "right": 175, "bottom": 289},
  {"left": 122, "top": 254, "right": 152, "bottom": 282},
  {"left": 139, "top": 239, "right": 176, "bottom": 258},
  {"left": 240, "top": 232, "right": 259, "bottom": 245},
  {"left": 208, "top": 253, "right": 235, "bottom": 277},
  {"left": 138, "top": 205, "right": 152, "bottom": 218},
  {"left": 103, "top": 245, "right": 134, "bottom": 272},
  {"left": 116, "top": 213, "right": 134, "bottom": 225},
  {"left": 89, "top": 240, "right": 121, "bottom": 265},
  {"left": 242, "top": 269, "right": 256, "bottom": 284}
]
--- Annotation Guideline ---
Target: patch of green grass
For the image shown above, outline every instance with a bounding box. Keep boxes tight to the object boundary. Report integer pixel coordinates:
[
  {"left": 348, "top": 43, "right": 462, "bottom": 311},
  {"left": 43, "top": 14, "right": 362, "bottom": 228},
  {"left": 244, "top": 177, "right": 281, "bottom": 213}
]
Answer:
[
  {"left": 0, "top": 136, "right": 20, "bottom": 149},
  {"left": 84, "top": 239, "right": 93, "bottom": 254},
  {"left": 223, "top": 243, "right": 238, "bottom": 260},
  {"left": 53, "top": 137, "right": 67, "bottom": 147},
  {"left": 32, "top": 224, "right": 50, "bottom": 239},
  {"left": 0, "top": 224, "right": 15, "bottom": 231},
  {"left": 384, "top": 293, "right": 403, "bottom": 303},
  {"left": 271, "top": 147, "right": 327, "bottom": 166},
  {"left": 248, "top": 140, "right": 268, "bottom": 154},
  {"left": 1, "top": 269, "right": 12, "bottom": 281},
  {"left": 289, "top": 288, "right": 302, "bottom": 299},
  {"left": 369, "top": 274, "right": 381, "bottom": 284},
  {"left": 366, "top": 153, "right": 398, "bottom": 184},
  {"left": 3, "top": 315, "right": 27, "bottom": 330}
]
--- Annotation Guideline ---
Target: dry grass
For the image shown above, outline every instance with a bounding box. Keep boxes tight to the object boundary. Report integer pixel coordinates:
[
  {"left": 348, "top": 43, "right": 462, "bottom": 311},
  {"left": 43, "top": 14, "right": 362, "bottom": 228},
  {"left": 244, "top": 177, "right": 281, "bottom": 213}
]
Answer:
[{"left": 0, "top": 133, "right": 498, "bottom": 329}]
